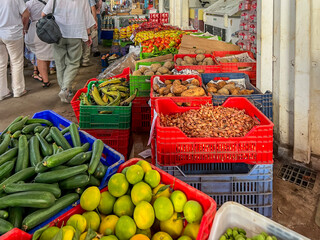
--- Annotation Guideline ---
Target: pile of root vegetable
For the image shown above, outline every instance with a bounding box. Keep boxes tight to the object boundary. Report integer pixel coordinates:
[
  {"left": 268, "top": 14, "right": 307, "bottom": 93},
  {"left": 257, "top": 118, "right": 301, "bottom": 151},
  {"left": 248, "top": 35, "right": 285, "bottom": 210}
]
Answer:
[{"left": 160, "top": 105, "right": 258, "bottom": 138}]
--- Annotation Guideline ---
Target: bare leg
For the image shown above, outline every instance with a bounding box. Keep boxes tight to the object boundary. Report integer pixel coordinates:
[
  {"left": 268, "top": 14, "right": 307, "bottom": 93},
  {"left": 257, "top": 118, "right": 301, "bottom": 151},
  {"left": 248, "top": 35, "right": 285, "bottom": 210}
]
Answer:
[{"left": 37, "top": 60, "right": 51, "bottom": 87}]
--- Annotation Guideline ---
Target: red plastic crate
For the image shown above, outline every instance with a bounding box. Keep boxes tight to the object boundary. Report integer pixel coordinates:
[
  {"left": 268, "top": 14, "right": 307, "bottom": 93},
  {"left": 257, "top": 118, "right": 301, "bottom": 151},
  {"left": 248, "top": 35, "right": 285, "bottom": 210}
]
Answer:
[
  {"left": 155, "top": 97, "right": 274, "bottom": 166},
  {"left": 82, "top": 129, "right": 130, "bottom": 160},
  {"left": 0, "top": 228, "right": 32, "bottom": 240},
  {"left": 150, "top": 75, "right": 212, "bottom": 120},
  {"left": 71, "top": 88, "right": 87, "bottom": 122},
  {"left": 174, "top": 54, "right": 221, "bottom": 73},
  {"left": 131, "top": 97, "right": 151, "bottom": 133}
]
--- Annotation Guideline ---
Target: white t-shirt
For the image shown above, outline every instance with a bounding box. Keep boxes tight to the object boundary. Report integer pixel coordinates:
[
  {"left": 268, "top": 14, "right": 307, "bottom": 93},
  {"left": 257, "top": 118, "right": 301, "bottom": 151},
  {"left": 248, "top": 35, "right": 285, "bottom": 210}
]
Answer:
[
  {"left": 0, "top": 0, "right": 27, "bottom": 41},
  {"left": 43, "top": 0, "right": 95, "bottom": 41}
]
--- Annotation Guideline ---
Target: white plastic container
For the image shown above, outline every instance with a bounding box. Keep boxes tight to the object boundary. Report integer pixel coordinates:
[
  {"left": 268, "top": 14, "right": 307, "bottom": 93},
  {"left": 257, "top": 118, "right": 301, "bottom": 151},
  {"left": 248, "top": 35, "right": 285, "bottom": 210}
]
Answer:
[{"left": 209, "top": 202, "right": 310, "bottom": 240}]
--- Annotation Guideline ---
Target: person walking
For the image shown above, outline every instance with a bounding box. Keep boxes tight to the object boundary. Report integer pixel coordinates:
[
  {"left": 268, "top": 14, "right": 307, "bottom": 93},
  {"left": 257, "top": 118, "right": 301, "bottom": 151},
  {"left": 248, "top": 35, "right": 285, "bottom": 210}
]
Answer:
[
  {"left": 42, "top": 0, "right": 95, "bottom": 103},
  {"left": 25, "top": 0, "right": 54, "bottom": 88},
  {"left": 0, "top": 0, "right": 30, "bottom": 101}
]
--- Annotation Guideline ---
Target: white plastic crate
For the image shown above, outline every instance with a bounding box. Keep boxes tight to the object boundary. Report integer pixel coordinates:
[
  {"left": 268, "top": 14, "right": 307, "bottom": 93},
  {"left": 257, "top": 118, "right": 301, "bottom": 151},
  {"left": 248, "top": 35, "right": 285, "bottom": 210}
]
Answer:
[{"left": 209, "top": 202, "right": 310, "bottom": 240}]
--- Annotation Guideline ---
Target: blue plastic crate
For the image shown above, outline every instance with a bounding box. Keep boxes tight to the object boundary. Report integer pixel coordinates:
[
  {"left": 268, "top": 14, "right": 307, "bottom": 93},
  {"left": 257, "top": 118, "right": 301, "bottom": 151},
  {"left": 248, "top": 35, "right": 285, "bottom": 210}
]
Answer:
[
  {"left": 101, "top": 30, "right": 114, "bottom": 40},
  {"left": 201, "top": 73, "right": 273, "bottom": 121},
  {"left": 32, "top": 110, "right": 72, "bottom": 130},
  {"left": 156, "top": 157, "right": 273, "bottom": 218}
]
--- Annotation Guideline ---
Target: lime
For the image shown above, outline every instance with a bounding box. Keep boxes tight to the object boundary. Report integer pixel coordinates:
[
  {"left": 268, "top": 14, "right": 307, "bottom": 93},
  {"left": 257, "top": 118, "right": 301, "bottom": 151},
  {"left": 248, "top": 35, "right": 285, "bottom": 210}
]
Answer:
[
  {"left": 113, "top": 195, "right": 135, "bottom": 217},
  {"left": 133, "top": 201, "right": 155, "bottom": 230},
  {"left": 99, "top": 215, "right": 119, "bottom": 235},
  {"left": 136, "top": 160, "right": 152, "bottom": 173},
  {"left": 136, "top": 228, "right": 152, "bottom": 238},
  {"left": 101, "top": 236, "right": 119, "bottom": 240},
  {"left": 183, "top": 200, "right": 203, "bottom": 223},
  {"left": 183, "top": 223, "right": 200, "bottom": 240},
  {"left": 80, "top": 186, "right": 101, "bottom": 211},
  {"left": 151, "top": 231, "right": 173, "bottom": 240},
  {"left": 40, "top": 226, "right": 60, "bottom": 240},
  {"left": 98, "top": 191, "right": 116, "bottom": 215},
  {"left": 160, "top": 212, "right": 183, "bottom": 239},
  {"left": 115, "top": 216, "right": 137, "bottom": 240},
  {"left": 126, "top": 165, "right": 144, "bottom": 184},
  {"left": 152, "top": 184, "right": 171, "bottom": 204},
  {"left": 144, "top": 170, "right": 161, "bottom": 188},
  {"left": 131, "top": 182, "right": 152, "bottom": 205},
  {"left": 108, "top": 173, "right": 129, "bottom": 197},
  {"left": 121, "top": 167, "right": 129, "bottom": 175},
  {"left": 82, "top": 211, "right": 100, "bottom": 231},
  {"left": 170, "top": 190, "right": 187, "bottom": 213},
  {"left": 153, "top": 197, "right": 174, "bottom": 221},
  {"left": 66, "top": 214, "right": 87, "bottom": 233},
  {"left": 177, "top": 236, "right": 192, "bottom": 240}
]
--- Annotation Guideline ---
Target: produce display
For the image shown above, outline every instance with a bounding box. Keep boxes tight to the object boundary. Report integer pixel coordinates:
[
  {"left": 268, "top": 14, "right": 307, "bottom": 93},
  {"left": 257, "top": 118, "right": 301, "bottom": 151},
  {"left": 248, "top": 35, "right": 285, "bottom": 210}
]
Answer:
[
  {"left": 206, "top": 81, "right": 254, "bottom": 96},
  {"left": 175, "top": 52, "right": 215, "bottom": 66},
  {"left": 0, "top": 117, "right": 107, "bottom": 234},
  {"left": 219, "top": 227, "right": 277, "bottom": 240},
  {"left": 79, "top": 78, "right": 137, "bottom": 106},
  {"left": 134, "top": 24, "right": 180, "bottom": 43},
  {"left": 160, "top": 104, "right": 258, "bottom": 138},
  {"left": 133, "top": 62, "right": 174, "bottom": 77},
  {"left": 120, "top": 24, "right": 139, "bottom": 40},
  {"left": 32, "top": 160, "right": 204, "bottom": 240}
]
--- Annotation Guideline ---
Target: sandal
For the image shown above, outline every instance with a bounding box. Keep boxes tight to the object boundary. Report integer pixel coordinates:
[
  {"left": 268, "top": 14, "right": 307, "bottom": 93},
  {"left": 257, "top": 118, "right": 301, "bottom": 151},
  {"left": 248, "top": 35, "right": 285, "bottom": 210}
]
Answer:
[
  {"left": 42, "top": 81, "right": 51, "bottom": 88},
  {"left": 32, "top": 71, "right": 43, "bottom": 82}
]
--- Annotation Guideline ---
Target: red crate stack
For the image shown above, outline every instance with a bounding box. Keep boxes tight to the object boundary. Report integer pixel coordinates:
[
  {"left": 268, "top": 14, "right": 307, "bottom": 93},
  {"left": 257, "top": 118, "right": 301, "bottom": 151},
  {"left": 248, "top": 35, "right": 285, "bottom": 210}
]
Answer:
[{"left": 131, "top": 97, "right": 151, "bottom": 133}]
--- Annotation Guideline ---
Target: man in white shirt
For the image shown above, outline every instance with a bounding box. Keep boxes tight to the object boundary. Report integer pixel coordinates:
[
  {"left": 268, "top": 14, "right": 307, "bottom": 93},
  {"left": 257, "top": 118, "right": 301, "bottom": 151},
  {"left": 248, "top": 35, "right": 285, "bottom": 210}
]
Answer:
[
  {"left": 42, "top": 0, "right": 95, "bottom": 103},
  {"left": 0, "top": 0, "right": 30, "bottom": 100}
]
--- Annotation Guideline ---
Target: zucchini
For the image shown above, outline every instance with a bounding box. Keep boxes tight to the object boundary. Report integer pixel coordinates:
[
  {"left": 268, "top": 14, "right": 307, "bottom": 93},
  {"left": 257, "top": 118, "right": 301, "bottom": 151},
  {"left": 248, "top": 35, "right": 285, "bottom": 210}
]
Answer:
[
  {"left": 88, "top": 139, "right": 104, "bottom": 174},
  {"left": 0, "top": 218, "right": 13, "bottom": 234},
  {"left": 12, "top": 130, "right": 21, "bottom": 139},
  {"left": 0, "top": 167, "right": 36, "bottom": 193},
  {"left": 26, "top": 118, "right": 53, "bottom": 126},
  {"left": 36, "top": 133, "right": 53, "bottom": 156},
  {"left": 34, "top": 164, "right": 88, "bottom": 183},
  {"left": 34, "top": 125, "right": 45, "bottom": 133},
  {"left": 82, "top": 142, "right": 90, "bottom": 152},
  {"left": 0, "top": 134, "right": 11, "bottom": 155},
  {"left": 22, "top": 123, "right": 41, "bottom": 134},
  {"left": 59, "top": 174, "right": 90, "bottom": 190},
  {"left": 0, "top": 116, "right": 23, "bottom": 140},
  {"left": 35, "top": 161, "right": 48, "bottom": 173},
  {"left": 29, "top": 136, "right": 42, "bottom": 167},
  {"left": 69, "top": 123, "right": 81, "bottom": 147},
  {"left": 8, "top": 116, "right": 28, "bottom": 134},
  {"left": 94, "top": 162, "right": 108, "bottom": 179},
  {"left": 0, "top": 191, "right": 56, "bottom": 209},
  {"left": 0, "top": 210, "right": 8, "bottom": 219},
  {"left": 50, "top": 127, "right": 71, "bottom": 150},
  {"left": 56, "top": 147, "right": 63, "bottom": 154},
  {"left": 45, "top": 133, "right": 53, "bottom": 143},
  {"left": 61, "top": 127, "right": 70, "bottom": 135},
  {"left": 15, "top": 135, "right": 29, "bottom": 173},
  {"left": 52, "top": 142, "right": 59, "bottom": 154},
  {"left": 0, "top": 147, "right": 18, "bottom": 165},
  {"left": 88, "top": 175, "right": 100, "bottom": 187},
  {"left": 22, "top": 193, "right": 79, "bottom": 231},
  {"left": 75, "top": 187, "right": 85, "bottom": 195},
  {"left": 4, "top": 183, "right": 61, "bottom": 198},
  {"left": 43, "top": 146, "right": 84, "bottom": 168},
  {"left": 66, "top": 151, "right": 92, "bottom": 166},
  {"left": 50, "top": 165, "right": 68, "bottom": 171},
  {"left": 0, "top": 161, "right": 15, "bottom": 180},
  {"left": 8, "top": 207, "right": 23, "bottom": 228},
  {"left": 25, "top": 134, "right": 33, "bottom": 140},
  {"left": 39, "top": 127, "right": 50, "bottom": 138}
]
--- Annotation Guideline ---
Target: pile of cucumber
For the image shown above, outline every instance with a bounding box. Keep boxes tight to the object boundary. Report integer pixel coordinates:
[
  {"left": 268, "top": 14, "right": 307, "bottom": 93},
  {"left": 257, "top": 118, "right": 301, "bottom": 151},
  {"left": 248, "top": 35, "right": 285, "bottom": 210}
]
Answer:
[
  {"left": 220, "top": 227, "right": 278, "bottom": 240},
  {"left": 0, "top": 116, "right": 107, "bottom": 235}
]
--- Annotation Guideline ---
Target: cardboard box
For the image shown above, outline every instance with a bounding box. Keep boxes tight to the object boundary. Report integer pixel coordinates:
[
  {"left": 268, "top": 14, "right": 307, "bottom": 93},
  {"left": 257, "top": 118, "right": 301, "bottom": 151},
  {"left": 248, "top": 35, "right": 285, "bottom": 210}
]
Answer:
[{"left": 131, "top": 9, "right": 144, "bottom": 15}]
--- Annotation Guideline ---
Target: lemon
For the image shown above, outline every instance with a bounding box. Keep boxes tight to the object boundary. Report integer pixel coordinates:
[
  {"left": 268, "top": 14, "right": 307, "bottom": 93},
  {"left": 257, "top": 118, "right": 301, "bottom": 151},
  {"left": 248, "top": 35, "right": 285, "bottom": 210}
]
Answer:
[
  {"left": 170, "top": 190, "right": 187, "bottom": 213},
  {"left": 113, "top": 195, "right": 135, "bottom": 217},
  {"left": 40, "top": 226, "right": 60, "bottom": 240},
  {"left": 130, "top": 234, "right": 150, "bottom": 240},
  {"left": 99, "top": 215, "right": 119, "bottom": 235},
  {"left": 101, "top": 236, "right": 119, "bottom": 240},
  {"left": 82, "top": 211, "right": 100, "bottom": 231},
  {"left": 153, "top": 197, "right": 174, "bottom": 221},
  {"left": 126, "top": 165, "right": 144, "bottom": 184},
  {"left": 183, "top": 201, "right": 203, "bottom": 223},
  {"left": 133, "top": 201, "right": 155, "bottom": 230},
  {"left": 144, "top": 170, "right": 161, "bottom": 188},
  {"left": 177, "top": 236, "right": 192, "bottom": 240},
  {"left": 152, "top": 184, "right": 171, "bottom": 204},
  {"left": 115, "top": 216, "right": 137, "bottom": 240},
  {"left": 136, "top": 228, "right": 152, "bottom": 238},
  {"left": 136, "top": 160, "right": 152, "bottom": 173},
  {"left": 108, "top": 173, "right": 129, "bottom": 197},
  {"left": 80, "top": 186, "right": 101, "bottom": 211},
  {"left": 183, "top": 223, "right": 200, "bottom": 240},
  {"left": 151, "top": 231, "right": 173, "bottom": 240},
  {"left": 131, "top": 182, "right": 152, "bottom": 205},
  {"left": 160, "top": 212, "right": 183, "bottom": 239},
  {"left": 66, "top": 214, "right": 87, "bottom": 233},
  {"left": 62, "top": 226, "right": 75, "bottom": 240},
  {"left": 98, "top": 191, "right": 116, "bottom": 215}
]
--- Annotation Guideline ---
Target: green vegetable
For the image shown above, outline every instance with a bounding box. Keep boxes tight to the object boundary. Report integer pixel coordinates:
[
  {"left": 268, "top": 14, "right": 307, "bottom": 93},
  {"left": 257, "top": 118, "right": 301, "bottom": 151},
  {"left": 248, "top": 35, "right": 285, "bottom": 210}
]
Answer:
[
  {"left": 15, "top": 135, "right": 29, "bottom": 173},
  {"left": 32, "top": 224, "right": 50, "bottom": 240},
  {"left": 40, "top": 127, "right": 50, "bottom": 138},
  {"left": 88, "top": 175, "right": 100, "bottom": 187},
  {"left": 29, "top": 136, "right": 42, "bottom": 167},
  {"left": 88, "top": 139, "right": 104, "bottom": 174},
  {"left": 0, "top": 147, "right": 18, "bottom": 165},
  {"left": 7, "top": 116, "right": 28, "bottom": 134},
  {"left": 94, "top": 162, "right": 107, "bottom": 179},
  {"left": 0, "top": 210, "right": 8, "bottom": 219},
  {"left": 66, "top": 151, "right": 92, "bottom": 166},
  {"left": 43, "top": 146, "right": 84, "bottom": 168},
  {"left": 0, "top": 134, "right": 11, "bottom": 155},
  {"left": 4, "top": 183, "right": 61, "bottom": 198},
  {"left": 59, "top": 174, "right": 90, "bottom": 190},
  {"left": 0, "top": 161, "right": 15, "bottom": 180},
  {"left": 0, "top": 116, "right": 23, "bottom": 140},
  {"left": 12, "top": 130, "right": 22, "bottom": 139},
  {"left": 50, "top": 127, "right": 71, "bottom": 150},
  {"left": 0, "top": 218, "right": 14, "bottom": 234},
  {"left": 0, "top": 167, "right": 36, "bottom": 193},
  {"left": 26, "top": 118, "right": 53, "bottom": 126},
  {"left": 36, "top": 133, "right": 53, "bottom": 156},
  {"left": 8, "top": 207, "right": 23, "bottom": 228},
  {"left": 69, "top": 123, "right": 81, "bottom": 147},
  {"left": 34, "top": 125, "right": 45, "bottom": 133},
  {"left": 22, "top": 123, "right": 41, "bottom": 134}
]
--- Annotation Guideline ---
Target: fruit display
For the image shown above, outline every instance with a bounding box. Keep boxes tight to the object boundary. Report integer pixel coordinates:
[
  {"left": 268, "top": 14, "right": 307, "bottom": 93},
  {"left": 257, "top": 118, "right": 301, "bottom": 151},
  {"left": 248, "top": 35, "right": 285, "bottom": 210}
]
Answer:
[
  {"left": 160, "top": 104, "right": 258, "bottom": 138},
  {"left": 133, "top": 23, "right": 179, "bottom": 42},
  {"left": 0, "top": 116, "right": 109, "bottom": 234},
  {"left": 120, "top": 24, "right": 139, "bottom": 39},
  {"left": 79, "top": 78, "right": 137, "bottom": 106},
  {"left": 219, "top": 227, "right": 277, "bottom": 240},
  {"left": 175, "top": 52, "right": 215, "bottom": 66},
  {"left": 206, "top": 81, "right": 254, "bottom": 96},
  {"left": 32, "top": 160, "right": 206, "bottom": 240},
  {"left": 133, "top": 62, "right": 174, "bottom": 77}
]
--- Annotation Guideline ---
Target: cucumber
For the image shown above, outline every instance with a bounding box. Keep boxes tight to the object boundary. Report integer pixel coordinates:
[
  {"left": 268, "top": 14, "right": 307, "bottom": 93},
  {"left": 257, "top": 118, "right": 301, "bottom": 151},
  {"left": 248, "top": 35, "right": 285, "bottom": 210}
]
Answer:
[
  {"left": 8, "top": 207, "right": 23, "bottom": 228},
  {"left": 0, "top": 218, "right": 13, "bottom": 234},
  {"left": 8, "top": 116, "right": 28, "bottom": 134},
  {"left": 0, "top": 147, "right": 18, "bottom": 165},
  {"left": 0, "top": 161, "right": 15, "bottom": 180},
  {"left": 22, "top": 193, "right": 79, "bottom": 231},
  {"left": 39, "top": 127, "right": 50, "bottom": 138},
  {"left": 12, "top": 130, "right": 22, "bottom": 139},
  {"left": 25, "top": 134, "right": 33, "bottom": 140},
  {"left": 43, "top": 146, "right": 84, "bottom": 168},
  {"left": 88, "top": 175, "right": 100, "bottom": 187},
  {"left": 36, "top": 133, "right": 53, "bottom": 156},
  {"left": 22, "top": 123, "right": 41, "bottom": 134},
  {"left": 0, "top": 134, "right": 11, "bottom": 155},
  {"left": 26, "top": 118, "right": 53, "bottom": 126},
  {"left": 4, "top": 183, "right": 61, "bottom": 198},
  {"left": 88, "top": 139, "right": 104, "bottom": 174},
  {"left": 0, "top": 210, "right": 8, "bottom": 219},
  {"left": 82, "top": 143, "right": 90, "bottom": 152},
  {"left": 15, "top": 135, "right": 29, "bottom": 173},
  {"left": 75, "top": 187, "right": 85, "bottom": 195},
  {"left": 56, "top": 147, "right": 63, "bottom": 154},
  {"left": 45, "top": 133, "right": 53, "bottom": 143},
  {"left": 50, "top": 127, "right": 71, "bottom": 150},
  {"left": 34, "top": 125, "right": 45, "bottom": 133},
  {"left": 69, "top": 123, "right": 81, "bottom": 147},
  {"left": 59, "top": 174, "right": 90, "bottom": 190},
  {"left": 29, "top": 136, "right": 42, "bottom": 167},
  {"left": 52, "top": 142, "right": 59, "bottom": 154},
  {"left": 0, "top": 116, "right": 23, "bottom": 140},
  {"left": 94, "top": 162, "right": 108, "bottom": 179},
  {"left": 66, "top": 151, "right": 92, "bottom": 166},
  {"left": 0, "top": 191, "right": 56, "bottom": 209},
  {"left": 61, "top": 127, "right": 70, "bottom": 135},
  {"left": 0, "top": 167, "right": 36, "bottom": 193},
  {"left": 50, "top": 165, "right": 68, "bottom": 171},
  {"left": 10, "top": 138, "right": 18, "bottom": 148},
  {"left": 34, "top": 164, "right": 88, "bottom": 183},
  {"left": 35, "top": 161, "right": 48, "bottom": 173}
]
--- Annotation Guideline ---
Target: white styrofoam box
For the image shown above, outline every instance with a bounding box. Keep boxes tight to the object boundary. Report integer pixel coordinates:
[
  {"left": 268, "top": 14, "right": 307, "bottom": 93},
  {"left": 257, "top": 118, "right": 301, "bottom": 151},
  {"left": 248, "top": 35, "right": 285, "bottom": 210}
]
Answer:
[
  {"left": 204, "top": 0, "right": 242, "bottom": 16},
  {"left": 209, "top": 202, "right": 310, "bottom": 240}
]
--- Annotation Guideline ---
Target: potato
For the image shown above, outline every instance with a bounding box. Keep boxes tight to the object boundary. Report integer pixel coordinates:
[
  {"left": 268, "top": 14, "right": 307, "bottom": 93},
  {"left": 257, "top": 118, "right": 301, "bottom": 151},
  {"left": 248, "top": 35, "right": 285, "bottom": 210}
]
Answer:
[
  {"left": 197, "top": 69, "right": 205, "bottom": 73},
  {"left": 220, "top": 58, "right": 228, "bottom": 63},
  {"left": 132, "top": 70, "right": 142, "bottom": 76},
  {"left": 203, "top": 57, "right": 212, "bottom": 63},
  {"left": 224, "top": 83, "right": 236, "bottom": 91},
  {"left": 194, "top": 49, "right": 206, "bottom": 54},
  {"left": 173, "top": 80, "right": 181, "bottom": 86},
  {"left": 230, "top": 88, "right": 240, "bottom": 95},
  {"left": 164, "top": 80, "right": 172, "bottom": 85},
  {"left": 166, "top": 84, "right": 173, "bottom": 89},
  {"left": 153, "top": 84, "right": 160, "bottom": 93},
  {"left": 188, "top": 85, "right": 197, "bottom": 89},
  {"left": 167, "top": 93, "right": 174, "bottom": 97},
  {"left": 240, "top": 89, "right": 254, "bottom": 95},
  {"left": 150, "top": 63, "right": 162, "bottom": 72},
  {"left": 181, "top": 81, "right": 189, "bottom": 86},
  {"left": 144, "top": 71, "right": 154, "bottom": 76},
  {"left": 163, "top": 61, "right": 174, "bottom": 70},
  {"left": 184, "top": 56, "right": 193, "bottom": 64},
  {"left": 139, "top": 67, "right": 149, "bottom": 74},
  {"left": 191, "top": 79, "right": 200, "bottom": 87},
  {"left": 176, "top": 58, "right": 183, "bottom": 66},
  {"left": 217, "top": 87, "right": 229, "bottom": 95},
  {"left": 207, "top": 82, "right": 220, "bottom": 89},
  {"left": 159, "top": 87, "right": 169, "bottom": 95},
  {"left": 206, "top": 60, "right": 214, "bottom": 65},
  {"left": 172, "top": 85, "right": 187, "bottom": 95},
  {"left": 181, "top": 61, "right": 188, "bottom": 66},
  {"left": 217, "top": 81, "right": 227, "bottom": 88},
  {"left": 192, "top": 58, "right": 197, "bottom": 65},
  {"left": 158, "top": 67, "right": 169, "bottom": 74},
  {"left": 207, "top": 86, "right": 218, "bottom": 93},
  {"left": 196, "top": 54, "right": 205, "bottom": 62},
  {"left": 155, "top": 72, "right": 162, "bottom": 75},
  {"left": 181, "top": 87, "right": 206, "bottom": 97},
  {"left": 198, "top": 62, "right": 203, "bottom": 65}
]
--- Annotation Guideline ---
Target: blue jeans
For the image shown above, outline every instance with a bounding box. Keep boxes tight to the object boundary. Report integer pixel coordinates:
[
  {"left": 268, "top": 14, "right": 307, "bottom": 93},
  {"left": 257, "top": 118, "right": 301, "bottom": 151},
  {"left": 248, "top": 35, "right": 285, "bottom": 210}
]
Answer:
[{"left": 97, "top": 14, "right": 101, "bottom": 44}]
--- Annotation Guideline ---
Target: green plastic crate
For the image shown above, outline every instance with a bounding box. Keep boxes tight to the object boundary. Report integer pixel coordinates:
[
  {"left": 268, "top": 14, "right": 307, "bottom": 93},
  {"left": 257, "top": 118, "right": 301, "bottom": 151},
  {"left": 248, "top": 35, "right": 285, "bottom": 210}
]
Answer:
[
  {"left": 79, "top": 102, "right": 132, "bottom": 129},
  {"left": 120, "top": 40, "right": 134, "bottom": 47}
]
